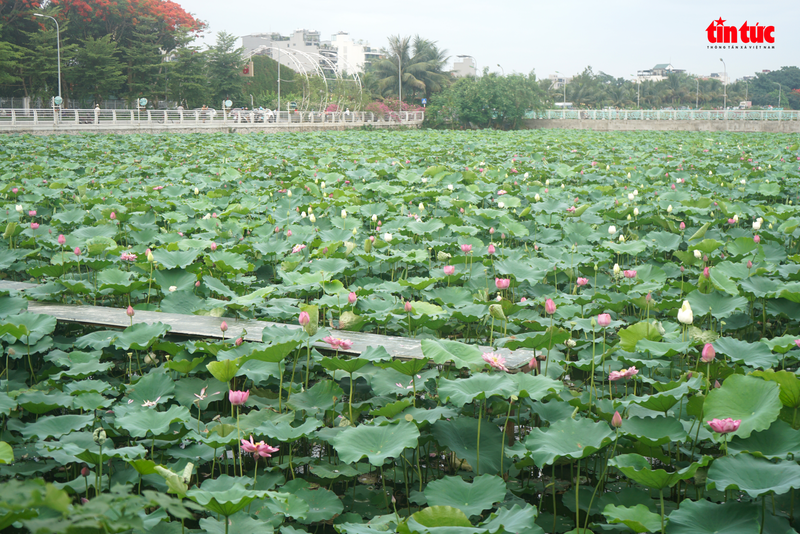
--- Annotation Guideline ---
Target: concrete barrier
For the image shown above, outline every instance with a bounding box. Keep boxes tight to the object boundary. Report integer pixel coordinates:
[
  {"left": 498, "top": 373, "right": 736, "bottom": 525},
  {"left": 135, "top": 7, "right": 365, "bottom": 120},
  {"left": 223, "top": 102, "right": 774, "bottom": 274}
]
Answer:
[{"left": 521, "top": 119, "right": 800, "bottom": 133}]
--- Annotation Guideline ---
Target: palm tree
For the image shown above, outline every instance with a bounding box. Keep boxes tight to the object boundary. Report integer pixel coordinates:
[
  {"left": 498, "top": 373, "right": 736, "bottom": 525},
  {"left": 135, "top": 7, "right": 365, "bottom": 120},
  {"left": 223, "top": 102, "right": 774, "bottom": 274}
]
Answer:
[{"left": 372, "top": 35, "right": 451, "bottom": 105}]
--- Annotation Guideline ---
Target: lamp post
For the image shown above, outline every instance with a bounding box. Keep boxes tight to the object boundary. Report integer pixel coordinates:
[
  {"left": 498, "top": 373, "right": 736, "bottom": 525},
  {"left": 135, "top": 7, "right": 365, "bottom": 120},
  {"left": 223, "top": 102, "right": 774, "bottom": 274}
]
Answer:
[
  {"left": 34, "top": 14, "right": 61, "bottom": 103},
  {"left": 743, "top": 79, "right": 748, "bottom": 101},
  {"left": 556, "top": 71, "right": 566, "bottom": 103},
  {"left": 398, "top": 51, "right": 402, "bottom": 113},
  {"left": 719, "top": 58, "right": 727, "bottom": 111},
  {"left": 630, "top": 74, "right": 640, "bottom": 108},
  {"left": 695, "top": 78, "right": 699, "bottom": 109},
  {"left": 497, "top": 63, "right": 505, "bottom": 76},
  {"left": 773, "top": 81, "right": 782, "bottom": 107},
  {"left": 456, "top": 55, "right": 477, "bottom": 77}
]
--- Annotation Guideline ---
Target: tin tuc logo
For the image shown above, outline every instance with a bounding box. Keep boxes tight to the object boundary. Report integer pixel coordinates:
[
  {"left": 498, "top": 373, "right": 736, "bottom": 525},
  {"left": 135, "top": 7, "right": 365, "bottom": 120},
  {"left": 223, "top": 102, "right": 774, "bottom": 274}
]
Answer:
[{"left": 706, "top": 18, "right": 774, "bottom": 44}]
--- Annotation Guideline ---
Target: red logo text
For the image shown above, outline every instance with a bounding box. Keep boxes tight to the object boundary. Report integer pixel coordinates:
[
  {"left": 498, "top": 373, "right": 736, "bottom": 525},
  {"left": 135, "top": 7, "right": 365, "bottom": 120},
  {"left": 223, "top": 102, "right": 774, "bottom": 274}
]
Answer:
[{"left": 706, "top": 18, "right": 774, "bottom": 44}]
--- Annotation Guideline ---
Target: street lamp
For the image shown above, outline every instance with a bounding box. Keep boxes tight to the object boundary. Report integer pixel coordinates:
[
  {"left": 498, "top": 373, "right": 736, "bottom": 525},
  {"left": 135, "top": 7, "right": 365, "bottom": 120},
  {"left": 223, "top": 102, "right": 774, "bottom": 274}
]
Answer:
[
  {"left": 456, "top": 55, "right": 477, "bottom": 77},
  {"left": 556, "top": 71, "right": 566, "bottom": 103},
  {"left": 694, "top": 78, "right": 700, "bottom": 109},
  {"left": 34, "top": 13, "right": 61, "bottom": 103},
  {"left": 630, "top": 74, "right": 640, "bottom": 108},
  {"left": 497, "top": 63, "right": 505, "bottom": 76},
  {"left": 719, "top": 58, "right": 727, "bottom": 111},
  {"left": 773, "top": 81, "right": 782, "bottom": 107},
  {"left": 398, "top": 51, "right": 402, "bottom": 113}
]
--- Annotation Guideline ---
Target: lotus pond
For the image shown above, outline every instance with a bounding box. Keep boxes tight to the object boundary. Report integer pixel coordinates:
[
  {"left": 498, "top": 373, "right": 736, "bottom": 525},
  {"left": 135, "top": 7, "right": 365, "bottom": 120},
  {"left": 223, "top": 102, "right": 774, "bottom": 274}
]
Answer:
[{"left": 1, "top": 129, "right": 800, "bottom": 534}]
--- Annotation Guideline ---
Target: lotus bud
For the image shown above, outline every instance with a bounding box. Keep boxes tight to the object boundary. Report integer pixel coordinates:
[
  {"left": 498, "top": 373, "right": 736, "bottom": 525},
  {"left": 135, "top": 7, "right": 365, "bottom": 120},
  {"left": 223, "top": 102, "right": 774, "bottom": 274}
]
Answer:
[
  {"left": 677, "top": 300, "right": 694, "bottom": 324},
  {"left": 667, "top": 205, "right": 673, "bottom": 213},
  {"left": 310, "top": 214, "right": 316, "bottom": 223},
  {"left": 235, "top": 337, "right": 243, "bottom": 347},
  {"left": 633, "top": 208, "right": 639, "bottom": 216},
  {"left": 58, "top": 234, "right": 66, "bottom": 245},
  {"left": 364, "top": 238, "right": 373, "bottom": 253},
  {"left": 348, "top": 292, "right": 357, "bottom": 305},
  {"left": 126, "top": 305, "right": 134, "bottom": 317},
  {"left": 489, "top": 303, "right": 506, "bottom": 320},
  {"left": 701, "top": 343, "right": 715, "bottom": 363},
  {"left": 545, "top": 299, "right": 556, "bottom": 315},
  {"left": 404, "top": 301, "right": 413, "bottom": 313},
  {"left": 341, "top": 209, "right": 347, "bottom": 219},
  {"left": 81, "top": 466, "right": 90, "bottom": 477},
  {"left": 611, "top": 411, "right": 623, "bottom": 428},
  {"left": 608, "top": 225, "right": 616, "bottom": 235},
  {"left": 693, "top": 249, "right": 702, "bottom": 259},
  {"left": 220, "top": 321, "right": 228, "bottom": 333}
]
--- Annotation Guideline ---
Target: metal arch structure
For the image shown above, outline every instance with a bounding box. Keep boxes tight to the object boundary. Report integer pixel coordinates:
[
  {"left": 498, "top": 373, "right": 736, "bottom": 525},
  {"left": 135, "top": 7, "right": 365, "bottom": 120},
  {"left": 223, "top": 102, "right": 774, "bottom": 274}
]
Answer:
[
  {"left": 244, "top": 46, "right": 328, "bottom": 111},
  {"left": 243, "top": 46, "right": 364, "bottom": 112}
]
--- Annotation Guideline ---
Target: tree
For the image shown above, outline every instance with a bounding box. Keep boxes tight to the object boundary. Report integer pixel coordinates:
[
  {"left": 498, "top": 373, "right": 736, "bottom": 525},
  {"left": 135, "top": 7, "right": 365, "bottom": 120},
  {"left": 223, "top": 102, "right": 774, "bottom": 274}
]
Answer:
[
  {"left": 0, "top": 24, "right": 23, "bottom": 86},
  {"left": 123, "top": 17, "right": 166, "bottom": 106},
  {"left": 206, "top": 31, "right": 244, "bottom": 106},
  {"left": 166, "top": 31, "right": 208, "bottom": 109},
  {"left": 68, "top": 34, "right": 125, "bottom": 105},
  {"left": 425, "top": 72, "right": 544, "bottom": 130},
  {"left": 373, "top": 35, "right": 451, "bottom": 105}
]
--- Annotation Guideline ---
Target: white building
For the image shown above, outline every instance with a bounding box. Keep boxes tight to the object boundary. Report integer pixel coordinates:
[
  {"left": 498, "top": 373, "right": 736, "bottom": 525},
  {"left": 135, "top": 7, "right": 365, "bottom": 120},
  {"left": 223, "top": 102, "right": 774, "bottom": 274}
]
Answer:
[
  {"left": 708, "top": 72, "right": 730, "bottom": 85},
  {"left": 331, "top": 32, "right": 381, "bottom": 74},
  {"left": 453, "top": 57, "right": 476, "bottom": 77},
  {"left": 548, "top": 74, "right": 572, "bottom": 89},
  {"left": 242, "top": 30, "right": 379, "bottom": 76},
  {"left": 635, "top": 63, "right": 685, "bottom": 83}
]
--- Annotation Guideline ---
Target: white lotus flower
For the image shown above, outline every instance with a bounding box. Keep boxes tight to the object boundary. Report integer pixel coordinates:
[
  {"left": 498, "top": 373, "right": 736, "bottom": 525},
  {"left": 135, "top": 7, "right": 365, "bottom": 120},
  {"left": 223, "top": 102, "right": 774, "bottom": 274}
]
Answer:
[
  {"left": 677, "top": 300, "right": 694, "bottom": 324},
  {"left": 753, "top": 220, "right": 761, "bottom": 230},
  {"left": 667, "top": 205, "right": 673, "bottom": 214},
  {"left": 384, "top": 233, "right": 393, "bottom": 242},
  {"left": 341, "top": 209, "right": 347, "bottom": 219},
  {"left": 419, "top": 203, "right": 424, "bottom": 211},
  {"left": 694, "top": 249, "right": 702, "bottom": 259},
  {"left": 619, "top": 235, "right": 625, "bottom": 242},
  {"left": 733, "top": 214, "right": 739, "bottom": 223},
  {"left": 498, "top": 202, "right": 505, "bottom": 208},
  {"left": 421, "top": 177, "right": 427, "bottom": 183},
  {"left": 740, "top": 179, "right": 746, "bottom": 185},
  {"left": 627, "top": 214, "right": 632, "bottom": 221},
  {"left": 169, "top": 286, "right": 177, "bottom": 292},
  {"left": 545, "top": 179, "right": 550, "bottom": 186},
  {"left": 15, "top": 205, "right": 22, "bottom": 213},
  {"left": 287, "top": 190, "right": 292, "bottom": 197},
  {"left": 534, "top": 194, "right": 541, "bottom": 201},
  {"left": 309, "top": 214, "right": 316, "bottom": 223},
  {"left": 633, "top": 208, "right": 639, "bottom": 216},
  {"left": 608, "top": 225, "right": 617, "bottom": 235},
  {"left": 627, "top": 172, "right": 631, "bottom": 178},
  {"left": 194, "top": 187, "right": 199, "bottom": 195},
  {"left": 613, "top": 263, "right": 621, "bottom": 275},
  {"left": 633, "top": 189, "right": 639, "bottom": 196},
  {"left": 447, "top": 184, "right": 454, "bottom": 191},
  {"left": 301, "top": 211, "right": 307, "bottom": 218},
  {"left": 628, "top": 193, "right": 634, "bottom": 201}
]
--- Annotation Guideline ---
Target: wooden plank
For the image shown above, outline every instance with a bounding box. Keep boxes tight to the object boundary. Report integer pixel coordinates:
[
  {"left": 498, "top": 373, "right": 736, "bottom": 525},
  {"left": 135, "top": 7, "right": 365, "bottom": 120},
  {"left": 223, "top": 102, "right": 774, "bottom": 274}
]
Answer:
[{"left": 0, "top": 280, "right": 535, "bottom": 369}]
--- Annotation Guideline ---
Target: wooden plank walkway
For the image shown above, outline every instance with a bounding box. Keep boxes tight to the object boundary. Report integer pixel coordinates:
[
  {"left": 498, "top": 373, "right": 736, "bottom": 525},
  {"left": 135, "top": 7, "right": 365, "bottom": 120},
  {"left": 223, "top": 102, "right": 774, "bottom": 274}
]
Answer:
[{"left": 0, "top": 280, "right": 533, "bottom": 369}]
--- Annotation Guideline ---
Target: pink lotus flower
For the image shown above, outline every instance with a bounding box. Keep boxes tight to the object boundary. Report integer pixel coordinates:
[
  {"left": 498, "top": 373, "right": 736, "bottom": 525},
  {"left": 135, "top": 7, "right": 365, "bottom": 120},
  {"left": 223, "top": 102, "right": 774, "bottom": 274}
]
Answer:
[
  {"left": 482, "top": 352, "right": 509, "bottom": 372},
  {"left": 795, "top": 339, "right": 800, "bottom": 348},
  {"left": 728, "top": 218, "right": 735, "bottom": 224},
  {"left": 701, "top": 343, "right": 715, "bottom": 363},
  {"left": 576, "top": 277, "right": 588, "bottom": 286},
  {"left": 28, "top": 210, "right": 36, "bottom": 217},
  {"left": 298, "top": 311, "right": 310, "bottom": 326},
  {"left": 623, "top": 366, "right": 639, "bottom": 378},
  {"left": 323, "top": 336, "right": 353, "bottom": 350},
  {"left": 545, "top": 299, "right": 556, "bottom": 315},
  {"left": 753, "top": 235, "right": 760, "bottom": 244},
  {"left": 495, "top": 278, "right": 510, "bottom": 290},
  {"left": 460, "top": 244, "right": 472, "bottom": 254},
  {"left": 680, "top": 222, "right": 686, "bottom": 230},
  {"left": 567, "top": 206, "right": 576, "bottom": 213},
  {"left": 348, "top": 292, "right": 357, "bottom": 305},
  {"left": 489, "top": 227, "right": 495, "bottom": 235},
  {"left": 520, "top": 297, "right": 527, "bottom": 303},
  {"left": 292, "top": 244, "right": 307, "bottom": 254},
  {"left": 609, "top": 371, "right": 624, "bottom": 381},
  {"left": 707, "top": 418, "right": 741, "bottom": 434},
  {"left": 703, "top": 267, "right": 710, "bottom": 278},
  {"left": 235, "top": 337, "right": 243, "bottom": 347},
  {"left": 488, "top": 244, "right": 496, "bottom": 255},
  {"left": 597, "top": 314, "right": 611, "bottom": 328},
  {"left": 30, "top": 222, "right": 39, "bottom": 230},
  {"left": 241, "top": 435, "right": 279, "bottom": 458},
  {"left": 404, "top": 301, "right": 413, "bottom": 312},
  {"left": 74, "top": 247, "right": 81, "bottom": 256},
  {"left": 220, "top": 321, "right": 228, "bottom": 332},
  {"left": 58, "top": 234, "right": 66, "bottom": 245},
  {"left": 287, "top": 230, "right": 292, "bottom": 237},
  {"left": 126, "top": 306, "right": 134, "bottom": 317},
  {"left": 210, "top": 242, "right": 218, "bottom": 251},
  {"left": 747, "top": 260, "right": 753, "bottom": 269},
  {"left": 623, "top": 270, "right": 637, "bottom": 279},
  {"left": 110, "top": 212, "right": 116, "bottom": 220},
  {"left": 229, "top": 390, "right": 249, "bottom": 405},
  {"left": 497, "top": 190, "right": 507, "bottom": 195},
  {"left": 11, "top": 187, "right": 18, "bottom": 194},
  {"left": 443, "top": 265, "right": 455, "bottom": 276},
  {"left": 338, "top": 339, "right": 353, "bottom": 350},
  {"left": 120, "top": 252, "right": 137, "bottom": 261}
]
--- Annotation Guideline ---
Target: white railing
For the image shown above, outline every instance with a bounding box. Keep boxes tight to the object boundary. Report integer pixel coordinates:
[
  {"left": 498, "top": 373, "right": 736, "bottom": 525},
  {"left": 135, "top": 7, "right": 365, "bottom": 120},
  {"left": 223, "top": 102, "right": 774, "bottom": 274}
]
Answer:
[
  {"left": 529, "top": 109, "right": 799, "bottom": 121},
  {"left": 0, "top": 108, "right": 426, "bottom": 129}
]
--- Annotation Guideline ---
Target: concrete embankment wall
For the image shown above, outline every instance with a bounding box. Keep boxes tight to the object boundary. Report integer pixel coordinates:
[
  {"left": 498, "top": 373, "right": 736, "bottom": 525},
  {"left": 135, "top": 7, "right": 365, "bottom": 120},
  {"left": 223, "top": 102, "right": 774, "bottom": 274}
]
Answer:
[
  {"left": 521, "top": 119, "right": 800, "bottom": 133},
  {"left": 0, "top": 121, "right": 421, "bottom": 136}
]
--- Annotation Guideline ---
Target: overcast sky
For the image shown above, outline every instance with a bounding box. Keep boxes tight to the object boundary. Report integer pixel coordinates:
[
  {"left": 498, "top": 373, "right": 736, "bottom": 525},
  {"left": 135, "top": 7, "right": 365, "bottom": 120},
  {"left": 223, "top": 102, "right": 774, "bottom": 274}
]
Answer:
[{"left": 178, "top": 0, "right": 798, "bottom": 82}]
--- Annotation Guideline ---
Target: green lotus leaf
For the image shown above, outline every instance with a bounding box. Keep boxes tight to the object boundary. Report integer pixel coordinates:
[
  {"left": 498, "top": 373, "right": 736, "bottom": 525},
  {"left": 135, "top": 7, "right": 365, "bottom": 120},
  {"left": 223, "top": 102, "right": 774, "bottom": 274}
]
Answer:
[
  {"left": 206, "top": 359, "right": 240, "bottom": 384},
  {"left": 620, "top": 415, "right": 688, "bottom": 447},
  {"left": 398, "top": 506, "right": 479, "bottom": 534},
  {"left": 750, "top": 369, "right": 800, "bottom": 408},
  {"left": 321, "top": 357, "right": 369, "bottom": 374},
  {"left": 8, "top": 414, "right": 94, "bottom": 440},
  {"left": 686, "top": 290, "right": 748, "bottom": 320},
  {"left": 438, "top": 374, "right": 517, "bottom": 407},
  {"left": 0, "top": 442, "right": 14, "bottom": 465},
  {"left": 478, "top": 504, "right": 544, "bottom": 534},
  {"left": 332, "top": 420, "right": 420, "bottom": 466},
  {"left": 524, "top": 417, "right": 614, "bottom": 466},
  {"left": 114, "top": 405, "right": 191, "bottom": 438},
  {"left": 610, "top": 453, "right": 712, "bottom": 490},
  {"left": 602, "top": 504, "right": 662, "bottom": 533},
  {"left": 113, "top": 321, "right": 172, "bottom": 351},
  {"left": 707, "top": 454, "right": 800, "bottom": 498},
  {"left": 712, "top": 337, "right": 778, "bottom": 369},
  {"left": 421, "top": 339, "right": 485, "bottom": 370},
  {"left": 187, "top": 475, "right": 269, "bottom": 517},
  {"left": 287, "top": 380, "right": 344, "bottom": 413},
  {"left": 424, "top": 475, "right": 506, "bottom": 517},
  {"left": 703, "top": 374, "right": 781, "bottom": 439},
  {"left": 431, "top": 416, "right": 504, "bottom": 475}
]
